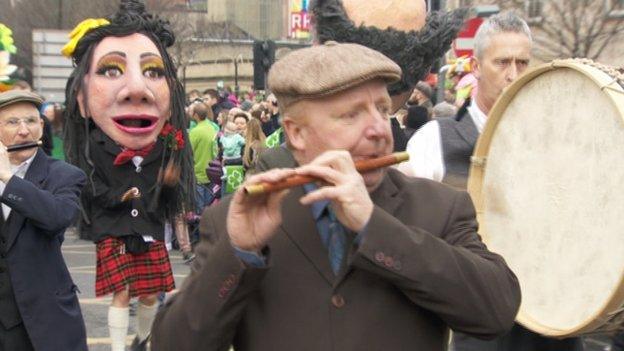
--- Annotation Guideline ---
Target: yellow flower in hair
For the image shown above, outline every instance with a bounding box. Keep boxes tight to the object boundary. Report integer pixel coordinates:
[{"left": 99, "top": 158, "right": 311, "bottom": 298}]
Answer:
[{"left": 61, "top": 18, "right": 110, "bottom": 58}]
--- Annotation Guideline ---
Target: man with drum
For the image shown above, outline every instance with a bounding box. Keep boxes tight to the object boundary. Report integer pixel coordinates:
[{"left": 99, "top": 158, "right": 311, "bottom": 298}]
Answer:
[
  {"left": 400, "top": 11, "right": 584, "bottom": 351},
  {"left": 400, "top": 12, "right": 530, "bottom": 189}
]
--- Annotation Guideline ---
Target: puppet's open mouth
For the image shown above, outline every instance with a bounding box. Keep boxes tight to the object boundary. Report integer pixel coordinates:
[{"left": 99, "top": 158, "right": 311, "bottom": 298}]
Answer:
[{"left": 112, "top": 115, "right": 159, "bottom": 134}]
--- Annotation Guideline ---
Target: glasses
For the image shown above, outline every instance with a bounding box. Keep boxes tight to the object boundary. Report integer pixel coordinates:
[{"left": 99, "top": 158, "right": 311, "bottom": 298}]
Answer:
[{"left": 1, "top": 116, "right": 40, "bottom": 130}]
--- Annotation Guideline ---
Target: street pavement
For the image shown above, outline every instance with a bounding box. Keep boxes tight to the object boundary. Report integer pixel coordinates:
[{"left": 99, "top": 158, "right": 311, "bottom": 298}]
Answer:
[{"left": 61, "top": 228, "right": 614, "bottom": 351}]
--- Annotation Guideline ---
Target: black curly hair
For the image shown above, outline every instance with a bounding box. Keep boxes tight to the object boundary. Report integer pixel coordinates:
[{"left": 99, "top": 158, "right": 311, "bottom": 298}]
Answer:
[
  {"left": 311, "top": 0, "right": 468, "bottom": 96},
  {"left": 63, "top": 0, "right": 194, "bottom": 222}
]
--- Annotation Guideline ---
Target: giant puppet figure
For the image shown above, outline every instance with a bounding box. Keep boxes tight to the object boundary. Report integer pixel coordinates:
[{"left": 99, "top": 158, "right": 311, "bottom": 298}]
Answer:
[
  {"left": 312, "top": 0, "right": 466, "bottom": 110},
  {"left": 257, "top": 0, "right": 466, "bottom": 168},
  {"left": 61, "top": 1, "right": 194, "bottom": 350}
]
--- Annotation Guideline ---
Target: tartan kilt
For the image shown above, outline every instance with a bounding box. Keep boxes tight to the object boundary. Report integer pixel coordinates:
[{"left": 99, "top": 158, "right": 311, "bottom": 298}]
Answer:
[{"left": 95, "top": 236, "right": 175, "bottom": 298}]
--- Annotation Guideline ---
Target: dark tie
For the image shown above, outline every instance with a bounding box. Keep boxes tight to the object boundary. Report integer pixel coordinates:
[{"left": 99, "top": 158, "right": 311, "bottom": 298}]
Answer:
[{"left": 325, "top": 206, "right": 346, "bottom": 275}]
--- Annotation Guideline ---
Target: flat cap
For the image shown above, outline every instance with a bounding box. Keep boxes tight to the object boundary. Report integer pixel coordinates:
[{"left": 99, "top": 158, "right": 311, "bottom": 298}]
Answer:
[
  {"left": 268, "top": 41, "right": 401, "bottom": 108},
  {"left": 0, "top": 90, "right": 44, "bottom": 110},
  {"left": 415, "top": 81, "right": 433, "bottom": 99}
]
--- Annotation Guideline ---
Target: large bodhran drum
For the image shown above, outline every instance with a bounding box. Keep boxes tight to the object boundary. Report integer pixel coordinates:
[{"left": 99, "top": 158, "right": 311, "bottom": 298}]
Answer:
[{"left": 468, "top": 59, "right": 624, "bottom": 337}]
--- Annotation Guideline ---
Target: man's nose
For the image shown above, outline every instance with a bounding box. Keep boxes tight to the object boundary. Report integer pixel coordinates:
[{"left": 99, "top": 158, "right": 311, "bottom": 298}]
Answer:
[
  {"left": 365, "top": 107, "right": 390, "bottom": 138},
  {"left": 16, "top": 120, "right": 31, "bottom": 135},
  {"left": 507, "top": 62, "right": 520, "bottom": 82}
]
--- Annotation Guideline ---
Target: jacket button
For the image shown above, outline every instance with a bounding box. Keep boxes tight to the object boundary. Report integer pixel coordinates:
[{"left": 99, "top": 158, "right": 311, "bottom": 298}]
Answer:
[
  {"left": 218, "top": 287, "right": 228, "bottom": 299},
  {"left": 393, "top": 260, "right": 402, "bottom": 271},
  {"left": 384, "top": 256, "right": 394, "bottom": 268},
  {"left": 136, "top": 166, "right": 142, "bottom": 173},
  {"left": 131, "top": 209, "right": 138, "bottom": 217},
  {"left": 224, "top": 274, "right": 236, "bottom": 288},
  {"left": 374, "top": 252, "right": 385, "bottom": 262},
  {"left": 331, "top": 294, "right": 345, "bottom": 308}
]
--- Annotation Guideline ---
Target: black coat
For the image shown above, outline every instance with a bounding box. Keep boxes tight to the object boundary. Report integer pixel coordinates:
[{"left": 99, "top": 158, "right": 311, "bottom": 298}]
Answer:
[
  {"left": 2, "top": 149, "right": 87, "bottom": 351},
  {"left": 391, "top": 117, "right": 408, "bottom": 152},
  {"left": 84, "top": 128, "right": 169, "bottom": 242}
]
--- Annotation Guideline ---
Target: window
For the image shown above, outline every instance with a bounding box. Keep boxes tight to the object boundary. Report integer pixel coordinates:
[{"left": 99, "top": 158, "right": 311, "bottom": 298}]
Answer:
[
  {"left": 189, "top": 0, "right": 207, "bottom": 12},
  {"left": 606, "top": 0, "right": 624, "bottom": 16},
  {"left": 525, "top": 0, "right": 543, "bottom": 20}
]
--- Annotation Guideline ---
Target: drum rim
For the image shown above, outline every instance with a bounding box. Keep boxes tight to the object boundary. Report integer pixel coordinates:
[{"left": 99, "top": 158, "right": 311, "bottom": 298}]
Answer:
[{"left": 467, "top": 59, "right": 624, "bottom": 337}]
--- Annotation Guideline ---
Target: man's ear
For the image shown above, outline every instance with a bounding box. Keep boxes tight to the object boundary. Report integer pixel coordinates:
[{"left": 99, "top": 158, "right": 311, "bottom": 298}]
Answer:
[
  {"left": 282, "top": 116, "right": 306, "bottom": 151},
  {"left": 472, "top": 56, "right": 481, "bottom": 81}
]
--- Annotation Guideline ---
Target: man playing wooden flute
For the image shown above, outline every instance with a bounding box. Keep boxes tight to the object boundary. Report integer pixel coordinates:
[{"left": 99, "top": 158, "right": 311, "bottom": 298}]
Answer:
[{"left": 151, "top": 41, "right": 521, "bottom": 351}]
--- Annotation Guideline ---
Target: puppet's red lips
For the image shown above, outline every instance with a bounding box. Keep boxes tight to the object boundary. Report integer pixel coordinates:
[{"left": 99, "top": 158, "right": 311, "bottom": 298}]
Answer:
[{"left": 112, "top": 115, "right": 159, "bottom": 134}]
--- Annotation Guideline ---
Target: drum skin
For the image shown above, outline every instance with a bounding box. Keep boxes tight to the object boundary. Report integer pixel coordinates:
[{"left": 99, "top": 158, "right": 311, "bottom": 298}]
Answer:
[{"left": 468, "top": 60, "right": 624, "bottom": 337}]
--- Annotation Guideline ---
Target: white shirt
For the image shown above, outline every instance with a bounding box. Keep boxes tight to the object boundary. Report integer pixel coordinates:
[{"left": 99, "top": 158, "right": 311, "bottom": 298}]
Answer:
[
  {"left": 399, "top": 100, "right": 487, "bottom": 181},
  {"left": 0, "top": 154, "right": 36, "bottom": 219}
]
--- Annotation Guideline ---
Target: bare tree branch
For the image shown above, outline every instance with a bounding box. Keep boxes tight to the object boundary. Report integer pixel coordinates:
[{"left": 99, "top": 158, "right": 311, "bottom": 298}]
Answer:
[{"left": 498, "top": 0, "right": 624, "bottom": 62}]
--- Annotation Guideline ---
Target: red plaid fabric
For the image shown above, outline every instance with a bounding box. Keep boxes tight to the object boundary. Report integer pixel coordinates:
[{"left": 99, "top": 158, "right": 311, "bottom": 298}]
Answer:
[{"left": 95, "top": 237, "right": 175, "bottom": 298}]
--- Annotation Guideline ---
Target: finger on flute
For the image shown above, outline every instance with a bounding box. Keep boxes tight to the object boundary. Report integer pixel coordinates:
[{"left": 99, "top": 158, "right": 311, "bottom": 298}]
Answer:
[
  {"left": 245, "top": 174, "right": 319, "bottom": 196},
  {"left": 244, "top": 151, "right": 410, "bottom": 196}
]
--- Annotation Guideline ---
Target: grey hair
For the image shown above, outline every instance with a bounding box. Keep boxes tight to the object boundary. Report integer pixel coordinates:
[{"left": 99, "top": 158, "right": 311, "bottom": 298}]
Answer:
[{"left": 474, "top": 12, "right": 532, "bottom": 59}]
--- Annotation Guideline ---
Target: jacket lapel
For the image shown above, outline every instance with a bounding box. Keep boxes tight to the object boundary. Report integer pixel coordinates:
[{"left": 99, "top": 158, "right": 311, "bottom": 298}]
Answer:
[
  {"left": 6, "top": 150, "right": 48, "bottom": 251},
  {"left": 370, "top": 172, "right": 404, "bottom": 216},
  {"left": 336, "top": 171, "right": 405, "bottom": 285},
  {"left": 280, "top": 186, "right": 335, "bottom": 286},
  {"left": 454, "top": 100, "right": 480, "bottom": 147}
]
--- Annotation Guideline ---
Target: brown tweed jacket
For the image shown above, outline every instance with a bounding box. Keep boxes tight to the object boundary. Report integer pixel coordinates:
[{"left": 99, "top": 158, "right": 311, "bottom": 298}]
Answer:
[{"left": 152, "top": 150, "right": 520, "bottom": 351}]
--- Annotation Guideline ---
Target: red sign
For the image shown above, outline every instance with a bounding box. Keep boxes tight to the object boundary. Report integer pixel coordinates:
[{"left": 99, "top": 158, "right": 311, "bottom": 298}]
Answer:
[
  {"left": 289, "top": 12, "right": 311, "bottom": 39},
  {"left": 453, "top": 17, "right": 484, "bottom": 58}
]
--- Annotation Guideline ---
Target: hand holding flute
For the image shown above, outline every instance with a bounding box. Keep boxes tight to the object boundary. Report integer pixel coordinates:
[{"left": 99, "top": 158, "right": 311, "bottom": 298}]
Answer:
[
  {"left": 227, "top": 151, "right": 407, "bottom": 252},
  {"left": 0, "top": 140, "right": 43, "bottom": 183},
  {"left": 244, "top": 151, "right": 409, "bottom": 195}
]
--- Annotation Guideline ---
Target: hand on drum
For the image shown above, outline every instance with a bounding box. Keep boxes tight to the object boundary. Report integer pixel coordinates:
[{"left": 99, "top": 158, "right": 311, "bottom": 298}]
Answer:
[
  {"left": 227, "top": 168, "right": 296, "bottom": 253},
  {"left": 296, "top": 150, "right": 374, "bottom": 233}
]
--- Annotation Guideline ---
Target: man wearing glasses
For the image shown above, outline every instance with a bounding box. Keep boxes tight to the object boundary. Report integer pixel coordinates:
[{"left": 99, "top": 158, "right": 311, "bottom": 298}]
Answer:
[{"left": 0, "top": 90, "right": 87, "bottom": 351}]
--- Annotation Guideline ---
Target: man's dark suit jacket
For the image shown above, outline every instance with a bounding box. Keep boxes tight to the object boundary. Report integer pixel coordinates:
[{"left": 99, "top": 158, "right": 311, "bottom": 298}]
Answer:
[
  {"left": 1, "top": 149, "right": 87, "bottom": 351},
  {"left": 152, "top": 148, "right": 521, "bottom": 351}
]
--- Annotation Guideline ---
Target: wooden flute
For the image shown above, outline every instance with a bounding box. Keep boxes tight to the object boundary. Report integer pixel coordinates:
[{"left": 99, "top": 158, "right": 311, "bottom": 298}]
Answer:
[
  {"left": 244, "top": 151, "right": 410, "bottom": 196},
  {"left": 7, "top": 140, "right": 42, "bottom": 152}
]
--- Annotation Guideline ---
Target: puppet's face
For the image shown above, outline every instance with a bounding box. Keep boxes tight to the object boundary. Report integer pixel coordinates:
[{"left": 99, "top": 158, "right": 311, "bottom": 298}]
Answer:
[
  {"left": 78, "top": 33, "right": 171, "bottom": 150},
  {"left": 342, "top": 0, "right": 426, "bottom": 32}
]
